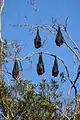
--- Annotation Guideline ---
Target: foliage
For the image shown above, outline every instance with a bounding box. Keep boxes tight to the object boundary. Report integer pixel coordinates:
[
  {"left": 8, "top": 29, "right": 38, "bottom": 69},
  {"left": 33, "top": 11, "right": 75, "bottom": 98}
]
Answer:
[
  {"left": 0, "top": 79, "right": 62, "bottom": 120},
  {"left": 0, "top": 78, "right": 80, "bottom": 120}
]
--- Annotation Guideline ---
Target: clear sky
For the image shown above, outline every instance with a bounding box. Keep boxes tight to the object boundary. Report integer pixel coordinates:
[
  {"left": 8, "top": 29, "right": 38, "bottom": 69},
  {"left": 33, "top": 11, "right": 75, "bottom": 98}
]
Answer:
[{"left": 1, "top": 0, "right": 80, "bottom": 96}]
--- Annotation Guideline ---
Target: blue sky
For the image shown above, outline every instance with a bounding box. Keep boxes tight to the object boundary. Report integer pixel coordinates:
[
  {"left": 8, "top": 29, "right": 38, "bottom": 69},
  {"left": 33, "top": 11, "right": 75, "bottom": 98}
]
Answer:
[{"left": 1, "top": 0, "right": 80, "bottom": 96}]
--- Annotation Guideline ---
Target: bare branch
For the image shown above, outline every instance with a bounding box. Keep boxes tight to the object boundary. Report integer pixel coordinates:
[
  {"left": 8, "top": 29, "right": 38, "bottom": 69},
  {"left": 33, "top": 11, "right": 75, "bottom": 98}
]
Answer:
[
  {"left": 65, "top": 29, "right": 80, "bottom": 53},
  {"left": 0, "top": 111, "right": 8, "bottom": 120},
  {"left": 62, "top": 85, "right": 72, "bottom": 120},
  {"left": 64, "top": 40, "right": 80, "bottom": 61},
  {"left": 19, "top": 51, "right": 74, "bottom": 85}
]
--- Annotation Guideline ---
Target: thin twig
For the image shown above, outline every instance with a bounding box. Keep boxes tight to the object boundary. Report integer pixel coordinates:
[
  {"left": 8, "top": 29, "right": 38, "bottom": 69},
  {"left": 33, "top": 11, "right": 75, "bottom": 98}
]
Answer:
[
  {"left": 57, "top": 106, "right": 70, "bottom": 120},
  {"left": 0, "top": 112, "right": 8, "bottom": 120},
  {"left": 64, "top": 40, "right": 80, "bottom": 61},
  {"left": 65, "top": 30, "right": 80, "bottom": 53}
]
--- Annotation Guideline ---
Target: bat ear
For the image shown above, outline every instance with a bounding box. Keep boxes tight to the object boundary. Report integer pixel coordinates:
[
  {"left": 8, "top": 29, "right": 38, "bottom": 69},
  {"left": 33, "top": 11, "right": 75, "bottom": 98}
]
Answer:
[
  {"left": 34, "top": 28, "right": 41, "bottom": 48},
  {"left": 37, "top": 53, "right": 45, "bottom": 75},
  {"left": 52, "top": 56, "right": 59, "bottom": 77},
  {"left": 12, "top": 60, "right": 20, "bottom": 80},
  {"left": 55, "top": 26, "right": 64, "bottom": 47}
]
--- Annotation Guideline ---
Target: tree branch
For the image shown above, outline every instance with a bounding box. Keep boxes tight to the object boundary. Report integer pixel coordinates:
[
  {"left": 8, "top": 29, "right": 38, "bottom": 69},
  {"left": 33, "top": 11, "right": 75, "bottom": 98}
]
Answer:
[
  {"left": 64, "top": 40, "right": 80, "bottom": 61},
  {"left": 65, "top": 29, "right": 80, "bottom": 53},
  {"left": 0, "top": 111, "right": 8, "bottom": 120},
  {"left": 62, "top": 85, "right": 72, "bottom": 120},
  {"left": 19, "top": 51, "right": 75, "bottom": 86}
]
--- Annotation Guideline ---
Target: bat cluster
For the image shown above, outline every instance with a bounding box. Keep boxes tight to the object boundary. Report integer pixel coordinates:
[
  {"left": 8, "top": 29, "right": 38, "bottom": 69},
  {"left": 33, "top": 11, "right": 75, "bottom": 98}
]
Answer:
[
  {"left": 12, "top": 26, "right": 64, "bottom": 80},
  {"left": 37, "top": 54, "right": 59, "bottom": 77},
  {"left": 34, "top": 27, "right": 60, "bottom": 77}
]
